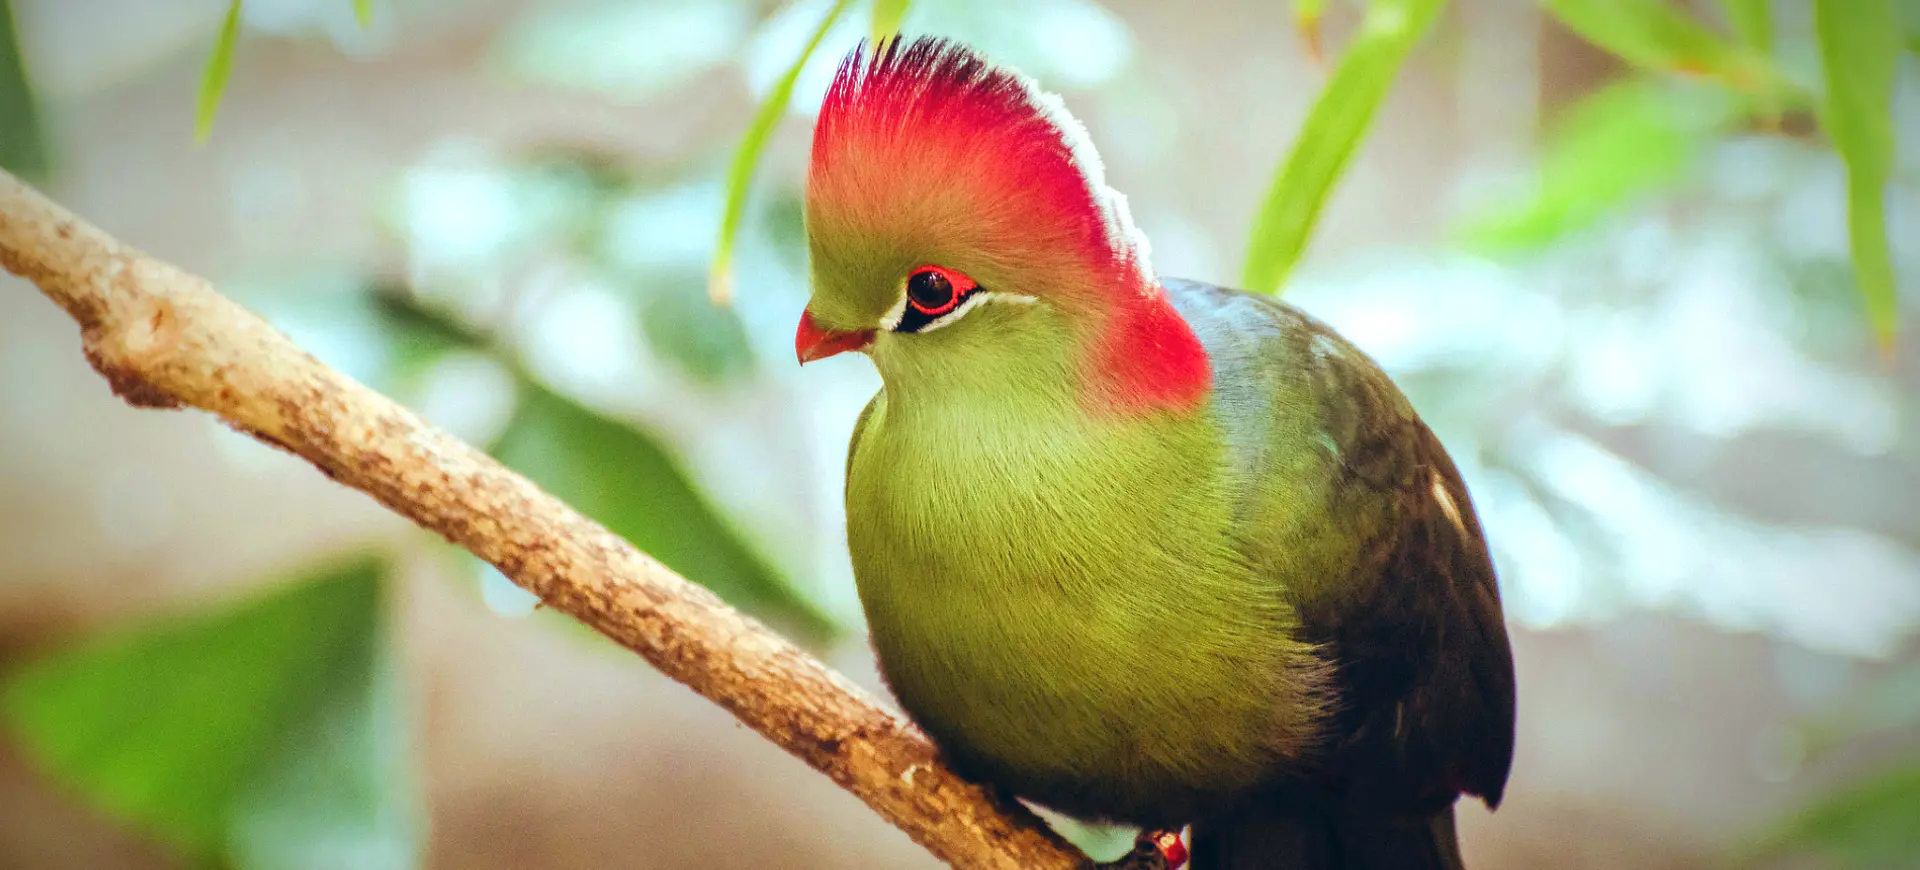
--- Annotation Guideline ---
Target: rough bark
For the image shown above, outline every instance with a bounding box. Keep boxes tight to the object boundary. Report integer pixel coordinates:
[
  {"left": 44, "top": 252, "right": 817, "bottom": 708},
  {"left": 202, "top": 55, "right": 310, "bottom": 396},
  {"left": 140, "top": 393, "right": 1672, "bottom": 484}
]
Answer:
[{"left": 0, "top": 168, "right": 1127, "bottom": 870}]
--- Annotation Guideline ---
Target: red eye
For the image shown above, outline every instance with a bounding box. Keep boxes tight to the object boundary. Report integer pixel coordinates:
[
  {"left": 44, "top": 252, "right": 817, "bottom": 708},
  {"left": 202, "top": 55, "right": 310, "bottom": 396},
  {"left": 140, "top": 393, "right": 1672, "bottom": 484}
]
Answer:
[{"left": 905, "top": 265, "right": 975, "bottom": 316}]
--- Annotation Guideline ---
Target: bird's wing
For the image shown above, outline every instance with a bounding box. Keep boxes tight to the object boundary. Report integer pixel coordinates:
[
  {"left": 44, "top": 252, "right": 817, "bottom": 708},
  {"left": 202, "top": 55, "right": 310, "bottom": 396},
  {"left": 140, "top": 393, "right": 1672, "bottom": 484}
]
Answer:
[{"left": 1166, "top": 278, "right": 1516, "bottom": 815}]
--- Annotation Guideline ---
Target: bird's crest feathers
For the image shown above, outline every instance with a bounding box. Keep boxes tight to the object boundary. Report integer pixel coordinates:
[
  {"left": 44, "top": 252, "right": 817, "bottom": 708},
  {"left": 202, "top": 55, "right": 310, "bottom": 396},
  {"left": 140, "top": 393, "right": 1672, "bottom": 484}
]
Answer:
[
  {"left": 807, "top": 37, "right": 1209, "bottom": 414},
  {"left": 809, "top": 37, "right": 1154, "bottom": 297}
]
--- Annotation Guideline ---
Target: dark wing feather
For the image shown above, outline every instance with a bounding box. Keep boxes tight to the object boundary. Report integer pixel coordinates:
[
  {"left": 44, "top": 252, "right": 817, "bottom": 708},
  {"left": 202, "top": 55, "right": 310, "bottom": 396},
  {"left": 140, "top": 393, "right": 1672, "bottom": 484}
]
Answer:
[
  {"left": 1165, "top": 278, "right": 1516, "bottom": 816},
  {"left": 1322, "top": 423, "right": 1516, "bottom": 813}
]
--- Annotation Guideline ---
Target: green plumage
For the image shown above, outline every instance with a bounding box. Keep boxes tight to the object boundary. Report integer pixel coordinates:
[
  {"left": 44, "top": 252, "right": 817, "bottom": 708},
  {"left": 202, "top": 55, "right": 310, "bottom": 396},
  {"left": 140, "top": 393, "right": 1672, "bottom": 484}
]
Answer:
[
  {"left": 847, "top": 289, "right": 1329, "bottom": 825},
  {"left": 803, "top": 38, "right": 1514, "bottom": 870},
  {"left": 840, "top": 281, "right": 1512, "bottom": 832}
]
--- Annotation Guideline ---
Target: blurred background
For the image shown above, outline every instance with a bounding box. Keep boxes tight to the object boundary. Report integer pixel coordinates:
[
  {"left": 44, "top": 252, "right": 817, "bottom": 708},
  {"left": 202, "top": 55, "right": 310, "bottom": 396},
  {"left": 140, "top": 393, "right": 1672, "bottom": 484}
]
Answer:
[{"left": 0, "top": 0, "right": 1916, "bottom": 867}]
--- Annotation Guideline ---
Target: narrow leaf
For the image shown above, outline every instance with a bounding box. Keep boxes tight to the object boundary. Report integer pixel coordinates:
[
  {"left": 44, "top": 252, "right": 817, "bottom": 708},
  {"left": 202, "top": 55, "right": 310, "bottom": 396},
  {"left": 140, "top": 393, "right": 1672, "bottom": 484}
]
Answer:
[
  {"left": 1544, "top": 0, "right": 1776, "bottom": 92},
  {"left": 709, "top": 0, "right": 852, "bottom": 304},
  {"left": 1294, "top": 0, "right": 1330, "bottom": 63},
  {"left": 1458, "top": 78, "right": 1738, "bottom": 250},
  {"left": 0, "top": 557, "right": 412, "bottom": 866},
  {"left": 1721, "top": 0, "right": 1772, "bottom": 55},
  {"left": 0, "top": 0, "right": 49, "bottom": 180},
  {"left": 1814, "top": 0, "right": 1902, "bottom": 350},
  {"left": 1843, "top": 176, "right": 1900, "bottom": 354},
  {"left": 1719, "top": 0, "right": 1777, "bottom": 124},
  {"left": 1241, "top": 0, "right": 1447, "bottom": 295},
  {"left": 354, "top": 0, "right": 372, "bottom": 30},
  {"left": 196, "top": 0, "right": 243, "bottom": 144},
  {"left": 491, "top": 383, "right": 837, "bottom": 640},
  {"left": 870, "top": 0, "right": 910, "bottom": 49}
]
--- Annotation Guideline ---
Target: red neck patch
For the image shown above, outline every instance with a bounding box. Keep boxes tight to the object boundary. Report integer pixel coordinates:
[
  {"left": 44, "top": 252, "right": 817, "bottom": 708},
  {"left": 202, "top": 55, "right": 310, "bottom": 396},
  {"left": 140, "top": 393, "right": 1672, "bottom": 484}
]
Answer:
[{"left": 1089, "top": 287, "right": 1212, "bottom": 415}]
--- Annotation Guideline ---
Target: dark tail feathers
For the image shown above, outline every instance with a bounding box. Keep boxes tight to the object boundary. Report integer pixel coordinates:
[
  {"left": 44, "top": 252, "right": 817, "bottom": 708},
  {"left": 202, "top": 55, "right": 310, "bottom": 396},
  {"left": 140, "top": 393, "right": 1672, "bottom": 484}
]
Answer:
[{"left": 1189, "top": 800, "right": 1465, "bottom": 870}]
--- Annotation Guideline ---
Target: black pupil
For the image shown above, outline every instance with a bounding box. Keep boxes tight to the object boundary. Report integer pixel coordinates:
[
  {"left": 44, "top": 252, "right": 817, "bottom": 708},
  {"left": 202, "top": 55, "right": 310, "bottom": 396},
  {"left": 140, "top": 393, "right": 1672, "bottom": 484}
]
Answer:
[{"left": 907, "top": 270, "right": 955, "bottom": 312}]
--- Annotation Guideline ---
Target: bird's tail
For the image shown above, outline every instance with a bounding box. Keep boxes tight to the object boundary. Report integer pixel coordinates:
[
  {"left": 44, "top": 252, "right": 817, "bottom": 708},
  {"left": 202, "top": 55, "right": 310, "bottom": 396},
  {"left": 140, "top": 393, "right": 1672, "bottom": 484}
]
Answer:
[{"left": 1189, "top": 799, "right": 1465, "bottom": 870}]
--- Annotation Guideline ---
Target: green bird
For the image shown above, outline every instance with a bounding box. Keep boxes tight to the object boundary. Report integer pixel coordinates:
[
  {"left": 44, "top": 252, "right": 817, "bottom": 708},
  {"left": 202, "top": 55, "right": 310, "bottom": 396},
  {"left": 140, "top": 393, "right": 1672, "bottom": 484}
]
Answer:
[{"left": 796, "top": 38, "right": 1515, "bottom": 870}]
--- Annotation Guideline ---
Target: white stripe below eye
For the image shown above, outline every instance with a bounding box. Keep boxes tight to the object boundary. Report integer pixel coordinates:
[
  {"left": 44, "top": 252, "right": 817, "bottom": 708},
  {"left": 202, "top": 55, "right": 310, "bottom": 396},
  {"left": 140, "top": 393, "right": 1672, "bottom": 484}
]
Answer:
[
  {"left": 914, "top": 291, "right": 1038, "bottom": 334},
  {"left": 878, "top": 293, "right": 908, "bottom": 332}
]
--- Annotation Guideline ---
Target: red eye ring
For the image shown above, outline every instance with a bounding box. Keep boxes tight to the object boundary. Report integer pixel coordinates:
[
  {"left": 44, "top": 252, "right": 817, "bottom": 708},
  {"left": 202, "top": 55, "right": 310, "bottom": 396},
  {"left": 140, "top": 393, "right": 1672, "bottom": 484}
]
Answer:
[{"left": 905, "top": 265, "right": 977, "bottom": 317}]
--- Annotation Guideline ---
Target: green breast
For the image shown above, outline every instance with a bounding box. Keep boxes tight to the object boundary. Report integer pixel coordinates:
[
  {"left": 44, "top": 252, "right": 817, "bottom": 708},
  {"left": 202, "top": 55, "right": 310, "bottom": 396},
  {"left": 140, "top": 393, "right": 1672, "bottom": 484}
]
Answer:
[{"left": 844, "top": 383, "right": 1326, "bottom": 825}]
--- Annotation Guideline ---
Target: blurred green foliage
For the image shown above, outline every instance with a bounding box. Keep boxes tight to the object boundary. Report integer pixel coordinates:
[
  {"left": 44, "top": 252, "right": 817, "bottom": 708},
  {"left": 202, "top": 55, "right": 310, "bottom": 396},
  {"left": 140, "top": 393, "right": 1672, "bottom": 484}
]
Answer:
[
  {"left": 1737, "top": 663, "right": 1920, "bottom": 868},
  {"left": 711, "top": 0, "right": 851, "bottom": 304},
  {"left": 1290, "top": 0, "right": 1329, "bottom": 61},
  {"left": 636, "top": 277, "right": 757, "bottom": 384},
  {"left": 1544, "top": 0, "right": 1782, "bottom": 89},
  {"left": 1241, "top": 0, "right": 1446, "bottom": 295},
  {"left": 197, "top": 1, "right": 242, "bottom": 144},
  {"left": 870, "top": 0, "right": 911, "bottom": 48},
  {"left": 361, "top": 278, "right": 831, "bottom": 639},
  {"left": 1720, "top": 0, "right": 1772, "bottom": 57},
  {"left": 491, "top": 382, "right": 835, "bottom": 640},
  {"left": 1435, "top": 0, "right": 1906, "bottom": 356},
  {"left": 0, "top": 557, "right": 417, "bottom": 869},
  {"left": 1814, "top": 0, "right": 1903, "bottom": 350},
  {"left": 1458, "top": 77, "right": 1744, "bottom": 251},
  {"left": 1740, "top": 765, "right": 1920, "bottom": 869},
  {"left": 0, "top": 0, "right": 46, "bottom": 180}
]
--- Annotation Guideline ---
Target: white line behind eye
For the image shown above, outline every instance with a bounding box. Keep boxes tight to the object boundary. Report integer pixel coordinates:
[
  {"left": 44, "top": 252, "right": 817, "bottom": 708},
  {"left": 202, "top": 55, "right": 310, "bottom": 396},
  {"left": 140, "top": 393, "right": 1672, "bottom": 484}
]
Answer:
[{"left": 914, "top": 290, "right": 1038, "bottom": 335}]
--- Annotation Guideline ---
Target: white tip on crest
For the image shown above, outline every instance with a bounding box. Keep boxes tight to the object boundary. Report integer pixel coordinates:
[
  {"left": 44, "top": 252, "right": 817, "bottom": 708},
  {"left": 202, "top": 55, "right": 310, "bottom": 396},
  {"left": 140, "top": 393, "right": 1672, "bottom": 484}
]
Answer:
[{"left": 1008, "top": 72, "right": 1157, "bottom": 286}]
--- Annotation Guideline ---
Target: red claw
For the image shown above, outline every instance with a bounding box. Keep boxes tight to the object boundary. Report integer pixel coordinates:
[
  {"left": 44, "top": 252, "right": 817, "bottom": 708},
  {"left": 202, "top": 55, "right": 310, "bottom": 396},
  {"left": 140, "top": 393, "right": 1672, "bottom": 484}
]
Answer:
[{"left": 1151, "top": 829, "right": 1188, "bottom": 869}]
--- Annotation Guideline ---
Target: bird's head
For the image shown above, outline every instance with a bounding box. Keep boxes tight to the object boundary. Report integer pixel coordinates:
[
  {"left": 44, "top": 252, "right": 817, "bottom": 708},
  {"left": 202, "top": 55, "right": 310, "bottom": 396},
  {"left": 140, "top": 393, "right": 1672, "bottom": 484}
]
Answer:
[{"left": 797, "top": 37, "right": 1209, "bottom": 415}]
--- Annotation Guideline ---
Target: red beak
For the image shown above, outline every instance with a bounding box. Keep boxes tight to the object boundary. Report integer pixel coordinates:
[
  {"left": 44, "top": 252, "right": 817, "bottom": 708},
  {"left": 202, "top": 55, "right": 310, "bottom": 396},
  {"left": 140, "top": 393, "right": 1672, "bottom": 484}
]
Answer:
[{"left": 796, "top": 309, "right": 875, "bottom": 364}]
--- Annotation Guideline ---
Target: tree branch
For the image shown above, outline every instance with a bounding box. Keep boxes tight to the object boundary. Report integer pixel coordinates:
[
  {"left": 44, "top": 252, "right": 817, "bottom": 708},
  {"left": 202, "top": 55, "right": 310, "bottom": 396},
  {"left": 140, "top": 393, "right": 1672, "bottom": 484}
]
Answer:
[{"left": 0, "top": 168, "right": 1097, "bottom": 869}]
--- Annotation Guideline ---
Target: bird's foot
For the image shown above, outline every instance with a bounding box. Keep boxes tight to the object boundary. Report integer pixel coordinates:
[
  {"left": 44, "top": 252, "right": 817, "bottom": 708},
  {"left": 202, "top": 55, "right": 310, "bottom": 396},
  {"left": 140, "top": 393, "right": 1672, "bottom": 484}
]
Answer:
[{"left": 1092, "top": 828, "right": 1188, "bottom": 870}]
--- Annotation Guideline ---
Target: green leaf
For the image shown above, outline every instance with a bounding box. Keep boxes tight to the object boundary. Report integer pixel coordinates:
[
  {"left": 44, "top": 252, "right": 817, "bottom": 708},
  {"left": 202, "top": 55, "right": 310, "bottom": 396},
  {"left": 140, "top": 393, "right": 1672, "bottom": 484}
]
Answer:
[
  {"left": 1457, "top": 78, "right": 1737, "bottom": 251},
  {"left": 709, "top": 0, "right": 852, "bottom": 304},
  {"left": 1736, "top": 764, "right": 1920, "bottom": 868},
  {"left": 491, "top": 383, "right": 836, "bottom": 640},
  {"left": 0, "top": 0, "right": 48, "bottom": 180},
  {"left": 1241, "top": 0, "right": 1447, "bottom": 295},
  {"left": 1543, "top": 0, "right": 1781, "bottom": 93},
  {"left": 1719, "top": 0, "right": 1777, "bottom": 123},
  {"left": 354, "top": 0, "right": 372, "bottom": 29},
  {"left": 227, "top": 591, "right": 416, "bottom": 870},
  {"left": 1720, "top": 0, "right": 1771, "bottom": 55},
  {"left": 197, "top": 0, "right": 243, "bottom": 144},
  {"left": 1293, "top": 0, "right": 1330, "bottom": 62},
  {"left": 0, "top": 556, "right": 417, "bottom": 868},
  {"left": 1815, "top": 0, "right": 1902, "bottom": 351},
  {"left": 870, "top": 0, "right": 910, "bottom": 48}
]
